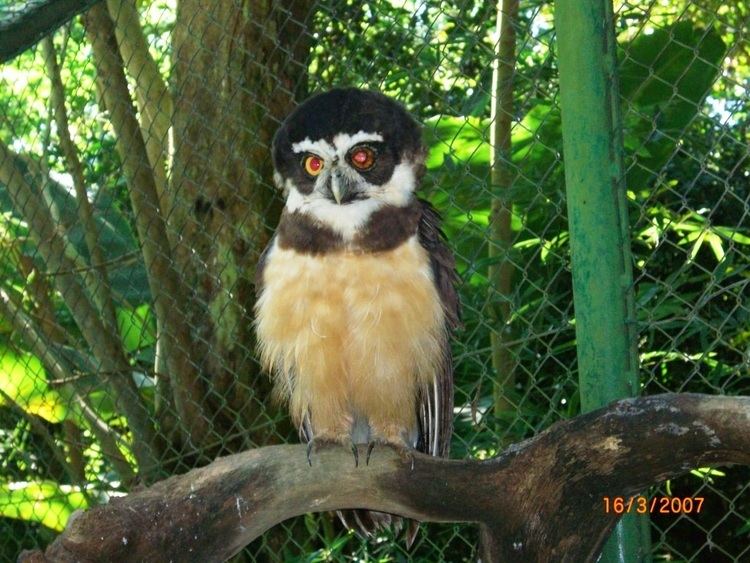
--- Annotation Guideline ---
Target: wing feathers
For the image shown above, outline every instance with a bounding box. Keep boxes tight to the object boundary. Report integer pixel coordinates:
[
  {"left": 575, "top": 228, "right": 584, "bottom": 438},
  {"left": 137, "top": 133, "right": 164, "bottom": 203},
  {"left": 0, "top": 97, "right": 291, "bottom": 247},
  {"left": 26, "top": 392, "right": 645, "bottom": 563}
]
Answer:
[{"left": 416, "top": 198, "right": 460, "bottom": 460}]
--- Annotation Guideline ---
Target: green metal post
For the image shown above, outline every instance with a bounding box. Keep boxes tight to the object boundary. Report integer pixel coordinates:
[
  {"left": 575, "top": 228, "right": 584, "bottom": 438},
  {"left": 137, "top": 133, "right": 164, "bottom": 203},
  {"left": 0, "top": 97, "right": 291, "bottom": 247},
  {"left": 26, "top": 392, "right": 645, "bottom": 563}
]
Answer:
[{"left": 555, "top": 1, "right": 652, "bottom": 561}]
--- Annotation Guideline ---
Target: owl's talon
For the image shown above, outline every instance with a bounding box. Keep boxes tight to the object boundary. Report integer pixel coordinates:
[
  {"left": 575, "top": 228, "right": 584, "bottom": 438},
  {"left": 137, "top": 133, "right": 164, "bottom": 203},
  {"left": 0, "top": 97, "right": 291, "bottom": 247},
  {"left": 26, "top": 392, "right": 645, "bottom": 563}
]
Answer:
[
  {"left": 404, "top": 449, "right": 416, "bottom": 471},
  {"left": 306, "top": 441, "right": 314, "bottom": 467},
  {"left": 395, "top": 444, "right": 416, "bottom": 470},
  {"left": 365, "top": 440, "right": 416, "bottom": 469},
  {"left": 306, "top": 437, "right": 337, "bottom": 466},
  {"left": 351, "top": 442, "right": 360, "bottom": 468},
  {"left": 366, "top": 441, "right": 376, "bottom": 465}
]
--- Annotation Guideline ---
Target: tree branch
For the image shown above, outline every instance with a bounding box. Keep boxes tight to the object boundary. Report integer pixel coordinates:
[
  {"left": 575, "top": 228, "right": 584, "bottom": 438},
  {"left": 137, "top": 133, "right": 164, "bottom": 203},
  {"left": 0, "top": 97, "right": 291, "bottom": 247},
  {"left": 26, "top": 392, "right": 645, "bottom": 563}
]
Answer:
[
  {"left": 18, "top": 393, "right": 750, "bottom": 563},
  {"left": 42, "top": 35, "right": 121, "bottom": 340},
  {"left": 105, "top": 0, "right": 173, "bottom": 216},
  {"left": 0, "top": 0, "right": 104, "bottom": 63},
  {"left": 0, "top": 141, "right": 163, "bottom": 477},
  {"left": 83, "top": 4, "right": 211, "bottom": 447}
]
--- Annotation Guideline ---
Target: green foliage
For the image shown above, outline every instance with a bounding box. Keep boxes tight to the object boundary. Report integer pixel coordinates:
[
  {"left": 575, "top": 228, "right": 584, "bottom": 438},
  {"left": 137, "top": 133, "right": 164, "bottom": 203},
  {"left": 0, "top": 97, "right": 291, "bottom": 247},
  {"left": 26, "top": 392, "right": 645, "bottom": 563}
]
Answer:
[
  {"left": 116, "top": 304, "right": 156, "bottom": 355},
  {"left": 312, "top": 0, "right": 496, "bottom": 116},
  {"left": 621, "top": 22, "right": 727, "bottom": 191},
  {"left": 0, "top": 346, "right": 66, "bottom": 424},
  {"left": 0, "top": 480, "right": 87, "bottom": 532}
]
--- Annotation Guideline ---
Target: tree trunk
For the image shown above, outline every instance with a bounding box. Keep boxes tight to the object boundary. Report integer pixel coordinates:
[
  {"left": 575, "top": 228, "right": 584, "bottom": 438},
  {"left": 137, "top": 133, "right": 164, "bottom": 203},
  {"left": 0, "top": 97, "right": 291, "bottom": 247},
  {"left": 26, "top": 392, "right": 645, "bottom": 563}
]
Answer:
[{"left": 169, "top": 0, "right": 313, "bottom": 449}]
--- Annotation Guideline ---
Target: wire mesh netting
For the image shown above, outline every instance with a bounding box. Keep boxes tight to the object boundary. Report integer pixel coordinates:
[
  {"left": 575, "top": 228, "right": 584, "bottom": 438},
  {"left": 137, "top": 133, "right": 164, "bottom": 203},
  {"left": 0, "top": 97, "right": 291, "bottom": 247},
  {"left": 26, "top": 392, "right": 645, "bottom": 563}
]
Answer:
[{"left": 0, "top": 0, "right": 748, "bottom": 561}]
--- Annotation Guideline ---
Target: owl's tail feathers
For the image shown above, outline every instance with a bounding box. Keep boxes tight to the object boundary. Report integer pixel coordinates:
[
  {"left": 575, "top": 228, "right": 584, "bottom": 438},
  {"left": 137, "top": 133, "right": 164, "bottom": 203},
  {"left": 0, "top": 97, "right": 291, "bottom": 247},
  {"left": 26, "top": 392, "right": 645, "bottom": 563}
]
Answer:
[{"left": 336, "top": 510, "right": 419, "bottom": 549}]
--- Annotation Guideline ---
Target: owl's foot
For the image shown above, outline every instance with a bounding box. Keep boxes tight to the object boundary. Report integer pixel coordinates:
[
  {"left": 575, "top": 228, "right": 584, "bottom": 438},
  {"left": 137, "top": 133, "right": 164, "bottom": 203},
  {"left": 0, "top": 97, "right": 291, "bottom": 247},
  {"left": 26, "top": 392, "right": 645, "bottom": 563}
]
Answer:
[
  {"left": 365, "top": 439, "right": 415, "bottom": 470},
  {"left": 350, "top": 441, "right": 361, "bottom": 467},
  {"left": 366, "top": 440, "right": 376, "bottom": 465},
  {"left": 305, "top": 437, "right": 337, "bottom": 467},
  {"left": 306, "top": 437, "right": 361, "bottom": 467}
]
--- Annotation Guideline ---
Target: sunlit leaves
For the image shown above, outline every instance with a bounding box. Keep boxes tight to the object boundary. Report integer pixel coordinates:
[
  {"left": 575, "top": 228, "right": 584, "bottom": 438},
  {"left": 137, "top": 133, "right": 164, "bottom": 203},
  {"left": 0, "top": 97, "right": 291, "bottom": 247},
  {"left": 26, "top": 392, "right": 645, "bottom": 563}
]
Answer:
[
  {"left": 116, "top": 304, "right": 156, "bottom": 355},
  {"left": 0, "top": 346, "right": 66, "bottom": 424},
  {"left": 0, "top": 481, "right": 87, "bottom": 532},
  {"left": 635, "top": 207, "right": 750, "bottom": 264},
  {"left": 620, "top": 23, "right": 726, "bottom": 191}
]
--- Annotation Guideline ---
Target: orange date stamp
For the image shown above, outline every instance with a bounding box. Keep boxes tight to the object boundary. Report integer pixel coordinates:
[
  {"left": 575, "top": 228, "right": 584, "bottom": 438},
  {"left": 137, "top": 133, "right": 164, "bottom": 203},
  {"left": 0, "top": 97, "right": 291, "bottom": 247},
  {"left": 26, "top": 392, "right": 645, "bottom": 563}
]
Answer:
[{"left": 603, "top": 496, "right": 704, "bottom": 515}]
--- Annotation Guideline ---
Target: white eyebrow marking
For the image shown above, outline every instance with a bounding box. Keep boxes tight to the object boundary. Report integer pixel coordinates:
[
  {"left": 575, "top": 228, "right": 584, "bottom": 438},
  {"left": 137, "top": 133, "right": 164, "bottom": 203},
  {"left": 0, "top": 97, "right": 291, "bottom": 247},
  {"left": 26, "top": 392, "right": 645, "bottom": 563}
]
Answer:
[
  {"left": 332, "top": 131, "right": 383, "bottom": 153},
  {"left": 291, "top": 132, "right": 383, "bottom": 161},
  {"left": 291, "top": 137, "right": 335, "bottom": 158}
]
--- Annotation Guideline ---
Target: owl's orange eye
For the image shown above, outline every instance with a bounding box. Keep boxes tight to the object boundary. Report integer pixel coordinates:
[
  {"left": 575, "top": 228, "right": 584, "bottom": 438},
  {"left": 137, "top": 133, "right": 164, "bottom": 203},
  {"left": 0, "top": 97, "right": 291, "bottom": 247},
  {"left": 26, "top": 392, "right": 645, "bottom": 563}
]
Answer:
[
  {"left": 303, "top": 155, "right": 324, "bottom": 176},
  {"left": 349, "top": 146, "right": 375, "bottom": 170}
]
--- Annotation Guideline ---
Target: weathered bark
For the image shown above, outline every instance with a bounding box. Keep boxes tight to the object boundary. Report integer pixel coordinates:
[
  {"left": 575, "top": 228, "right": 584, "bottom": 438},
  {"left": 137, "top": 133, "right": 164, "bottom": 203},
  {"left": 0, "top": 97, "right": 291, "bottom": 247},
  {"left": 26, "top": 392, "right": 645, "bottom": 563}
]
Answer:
[
  {"left": 170, "top": 0, "right": 313, "bottom": 445},
  {"left": 19, "top": 393, "right": 750, "bottom": 563}
]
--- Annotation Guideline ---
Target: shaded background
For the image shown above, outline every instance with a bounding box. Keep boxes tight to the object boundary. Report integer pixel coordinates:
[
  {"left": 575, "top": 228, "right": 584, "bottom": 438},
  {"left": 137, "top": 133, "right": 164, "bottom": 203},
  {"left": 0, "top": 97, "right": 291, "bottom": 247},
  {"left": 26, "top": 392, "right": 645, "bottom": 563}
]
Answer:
[{"left": 0, "top": 0, "right": 748, "bottom": 560}]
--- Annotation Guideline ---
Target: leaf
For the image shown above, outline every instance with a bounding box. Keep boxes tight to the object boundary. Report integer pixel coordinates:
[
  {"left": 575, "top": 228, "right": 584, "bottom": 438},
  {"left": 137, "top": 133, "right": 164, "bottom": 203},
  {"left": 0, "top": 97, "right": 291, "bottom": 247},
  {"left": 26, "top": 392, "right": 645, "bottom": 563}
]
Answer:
[
  {"left": 424, "top": 115, "right": 490, "bottom": 170},
  {"left": 0, "top": 480, "right": 87, "bottom": 532},
  {"left": 713, "top": 226, "right": 750, "bottom": 245},
  {"left": 620, "top": 23, "right": 726, "bottom": 190},
  {"left": 0, "top": 345, "right": 67, "bottom": 423},
  {"left": 116, "top": 303, "right": 156, "bottom": 353},
  {"left": 687, "top": 229, "right": 707, "bottom": 262},
  {"left": 620, "top": 23, "right": 725, "bottom": 112},
  {"left": 511, "top": 103, "right": 562, "bottom": 167},
  {"left": 705, "top": 232, "right": 725, "bottom": 262}
]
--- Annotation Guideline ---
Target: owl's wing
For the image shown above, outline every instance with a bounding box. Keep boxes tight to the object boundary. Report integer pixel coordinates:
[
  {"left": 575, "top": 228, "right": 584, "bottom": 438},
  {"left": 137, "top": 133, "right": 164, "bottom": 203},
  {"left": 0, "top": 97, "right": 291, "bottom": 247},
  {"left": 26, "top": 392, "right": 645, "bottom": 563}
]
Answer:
[
  {"left": 416, "top": 198, "right": 460, "bottom": 458},
  {"left": 254, "top": 236, "right": 275, "bottom": 296}
]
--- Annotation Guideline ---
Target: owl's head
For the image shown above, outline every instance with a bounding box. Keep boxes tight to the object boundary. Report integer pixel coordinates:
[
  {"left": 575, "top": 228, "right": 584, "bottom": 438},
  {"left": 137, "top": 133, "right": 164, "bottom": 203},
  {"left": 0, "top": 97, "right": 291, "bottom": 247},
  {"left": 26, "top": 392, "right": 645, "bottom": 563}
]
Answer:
[{"left": 272, "top": 88, "right": 426, "bottom": 238}]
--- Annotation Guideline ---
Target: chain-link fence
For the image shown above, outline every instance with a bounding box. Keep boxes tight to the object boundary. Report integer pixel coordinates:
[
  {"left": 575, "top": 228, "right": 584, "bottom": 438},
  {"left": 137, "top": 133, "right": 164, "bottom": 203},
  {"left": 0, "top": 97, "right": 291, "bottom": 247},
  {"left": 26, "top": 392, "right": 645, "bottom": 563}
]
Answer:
[{"left": 0, "top": 0, "right": 748, "bottom": 561}]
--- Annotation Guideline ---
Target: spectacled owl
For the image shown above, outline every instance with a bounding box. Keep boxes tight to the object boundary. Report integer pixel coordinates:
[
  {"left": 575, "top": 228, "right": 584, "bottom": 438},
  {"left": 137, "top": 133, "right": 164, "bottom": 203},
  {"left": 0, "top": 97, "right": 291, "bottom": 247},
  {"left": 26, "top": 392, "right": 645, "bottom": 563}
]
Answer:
[{"left": 254, "top": 87, "right": 460, "bottom": 544}]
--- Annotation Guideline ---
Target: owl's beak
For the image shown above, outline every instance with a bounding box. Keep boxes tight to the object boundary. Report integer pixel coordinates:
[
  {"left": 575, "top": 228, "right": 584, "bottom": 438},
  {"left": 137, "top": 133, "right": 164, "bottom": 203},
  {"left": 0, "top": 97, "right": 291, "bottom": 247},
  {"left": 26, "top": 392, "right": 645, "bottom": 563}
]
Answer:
[{"left": 330, "top": 169, "right": 355, "bottom": 205}]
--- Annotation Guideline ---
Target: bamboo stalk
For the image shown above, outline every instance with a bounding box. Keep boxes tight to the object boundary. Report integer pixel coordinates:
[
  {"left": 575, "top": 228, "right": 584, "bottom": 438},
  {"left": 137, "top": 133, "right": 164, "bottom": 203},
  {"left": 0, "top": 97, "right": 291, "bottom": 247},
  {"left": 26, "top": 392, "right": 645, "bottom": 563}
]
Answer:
[
  {"left": 42, "top": 36, "right": 121, "bottom": 341},
  {"left": 105, "top": 0, "right": 173, "bottom": 216},
  {"left": 489, "top": 0, "right": 519, "bottom": 424}
]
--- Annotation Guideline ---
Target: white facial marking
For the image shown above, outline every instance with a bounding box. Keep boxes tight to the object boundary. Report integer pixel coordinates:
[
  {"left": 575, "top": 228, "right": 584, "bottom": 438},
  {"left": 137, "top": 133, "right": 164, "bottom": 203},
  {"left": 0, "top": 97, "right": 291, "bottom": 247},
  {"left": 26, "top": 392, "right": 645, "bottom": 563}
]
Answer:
[
  {"left": 282, "top": 177, "right": 299, "bottom": 196},
  {"left": 332, "top": 131, "right": 383, "bottom": 153},
  {"left": 375, "top": 162, "right": 416, "bottom": 206},
  {"left": 282, "top": 131, "right": 419, "bottom": 240},
  {"left": 294, "top": 131, "right": 383, "bottom": 159},
  {"left": 286, "top": 186, "right": 384, "bottom": 240},
  {"left": 285, "top": 187, "right": 306, "bottom": 213},
  {"left": 291, "top": 137, "right": 335, "bottom": 159}
]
